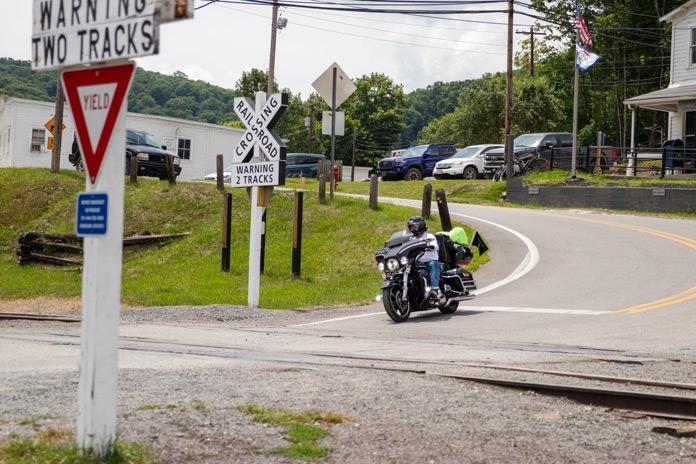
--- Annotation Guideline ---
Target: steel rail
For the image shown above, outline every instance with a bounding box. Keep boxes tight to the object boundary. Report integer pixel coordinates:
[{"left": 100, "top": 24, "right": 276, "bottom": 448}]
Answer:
[
  {"left": 0, "top": 312, "right": 81, "bottom": 322},
  {"left": 437, "top": 373, "right": 696, "bottom": 420}
]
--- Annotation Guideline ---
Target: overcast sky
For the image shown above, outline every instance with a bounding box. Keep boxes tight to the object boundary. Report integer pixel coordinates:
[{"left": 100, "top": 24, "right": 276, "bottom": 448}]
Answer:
[{"left": 5, "top": 1, "right": 539, "bottom": 98}]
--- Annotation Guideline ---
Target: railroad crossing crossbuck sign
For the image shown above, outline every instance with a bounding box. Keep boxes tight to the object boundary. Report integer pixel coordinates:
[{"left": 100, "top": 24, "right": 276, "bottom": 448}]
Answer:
[{"left": 233, "top": 93, "right": 288, "bottom": 164}]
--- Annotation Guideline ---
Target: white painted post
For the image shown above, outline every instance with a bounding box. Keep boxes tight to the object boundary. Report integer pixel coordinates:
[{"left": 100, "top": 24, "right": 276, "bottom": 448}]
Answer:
[
  {"left": 76, "top": 92, "right": 127, "bottom": 455},
  {"left": 247, "top": 91, "right": 267, "bottom": 307}
]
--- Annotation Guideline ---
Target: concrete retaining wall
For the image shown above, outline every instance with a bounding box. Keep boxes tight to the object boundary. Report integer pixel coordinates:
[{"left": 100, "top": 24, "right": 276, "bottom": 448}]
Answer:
[{"left": 506, "top": 178, "right": 696, "bottom": 213}]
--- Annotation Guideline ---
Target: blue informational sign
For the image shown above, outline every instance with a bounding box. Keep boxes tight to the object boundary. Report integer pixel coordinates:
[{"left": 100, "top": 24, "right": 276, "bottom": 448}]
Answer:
[{"left": 76, "top": 193, "right": 108, "bottom": 236}]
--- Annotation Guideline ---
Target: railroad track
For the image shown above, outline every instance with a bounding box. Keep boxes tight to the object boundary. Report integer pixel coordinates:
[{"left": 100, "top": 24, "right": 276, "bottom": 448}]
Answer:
[
  {"left": 2, "top": 329, "right": 695, "bottom": 421},
  {"left": 0, "top": 312, "right": 81, "bottom": 322}
]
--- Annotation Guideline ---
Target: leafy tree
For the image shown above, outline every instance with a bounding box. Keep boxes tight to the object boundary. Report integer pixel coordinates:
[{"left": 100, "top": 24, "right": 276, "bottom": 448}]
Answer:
[
  {"left": 340, "top": 72, "right": 405, "bottom": 165},
  {"left": 419, "top": 72, "right": 563, "bottom": 146},
  {"left": 401, "top": 80, "right": 470, "bottom": 145},
  {"left": 235, "top": 68, "right": 277, "bottom": 97}
]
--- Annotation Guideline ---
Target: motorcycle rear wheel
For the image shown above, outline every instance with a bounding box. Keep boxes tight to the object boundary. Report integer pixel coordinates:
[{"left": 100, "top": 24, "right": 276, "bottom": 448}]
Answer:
[{"left": 383, "top": 286, "right": 411, "bottom": 322}]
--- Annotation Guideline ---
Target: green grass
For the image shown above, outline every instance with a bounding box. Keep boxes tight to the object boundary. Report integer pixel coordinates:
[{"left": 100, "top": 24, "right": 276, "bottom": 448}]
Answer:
[
  {"left": 0, "top": 168, "right": 487, "bottom": 309},
  {"left": 236, "top": 404, "right": 355, "bottom": 462},
  {"left": 0, "top": 428, "right": 158, "bottom": 464}
]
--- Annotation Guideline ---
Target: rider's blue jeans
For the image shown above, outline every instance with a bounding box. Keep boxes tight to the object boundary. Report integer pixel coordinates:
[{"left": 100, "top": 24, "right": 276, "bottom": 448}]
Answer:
[{"left": 425, "top": 260, "right": 440, "bottom": 290}]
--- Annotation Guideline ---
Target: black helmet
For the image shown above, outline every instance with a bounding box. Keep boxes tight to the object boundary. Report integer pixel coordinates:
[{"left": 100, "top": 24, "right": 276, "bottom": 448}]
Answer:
[{"left": 407, "top": 216, "right": 427, "bottom": 236}]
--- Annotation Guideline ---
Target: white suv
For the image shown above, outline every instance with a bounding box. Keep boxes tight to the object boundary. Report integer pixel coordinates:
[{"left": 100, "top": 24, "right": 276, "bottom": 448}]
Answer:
[{"left": 434, "top": 144, "right": 503, "bottom": 180}]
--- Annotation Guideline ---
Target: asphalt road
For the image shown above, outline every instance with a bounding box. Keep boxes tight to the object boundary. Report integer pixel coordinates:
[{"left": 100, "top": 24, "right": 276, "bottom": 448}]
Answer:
[{"left": 1, "top": 199, "right": 695, "bottom": 463}]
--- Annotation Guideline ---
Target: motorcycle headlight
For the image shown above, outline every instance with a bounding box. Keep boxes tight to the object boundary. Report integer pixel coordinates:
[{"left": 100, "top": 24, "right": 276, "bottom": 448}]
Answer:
[
  {"left": 377, "top": 262, "right": 385, "bottom": 271},
  {"left": 386, "top": 258, "right": 399, "bottom": 271},
  {"left": 400, "top": 256, "right": 408, "bottom": 266}
]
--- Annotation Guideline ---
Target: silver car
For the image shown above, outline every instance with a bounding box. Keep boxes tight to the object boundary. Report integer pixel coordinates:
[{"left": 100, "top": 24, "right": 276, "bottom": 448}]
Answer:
[
  {"left": 204, "top": 166, "right": 233, "bottom": 181},
  {"left": 433, "top": 144, "right": 503, "bottom": 180}
]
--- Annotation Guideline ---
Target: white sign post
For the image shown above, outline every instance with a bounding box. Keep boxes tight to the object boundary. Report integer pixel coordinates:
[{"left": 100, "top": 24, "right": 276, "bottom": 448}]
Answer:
[
  {"left": 231, "top": 91, "right": 287, "bottom": 307},
  {"left": 61, "top": 62, "right": 135, "bottom": 455},
  {"left": 32, "top": 1, "right": 193, "bottom": 457}
]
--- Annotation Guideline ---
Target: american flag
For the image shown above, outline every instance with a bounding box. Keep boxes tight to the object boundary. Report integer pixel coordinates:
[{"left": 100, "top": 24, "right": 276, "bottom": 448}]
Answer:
[{"left": 576, "top": 14, "right": 593, "bottom": 48}]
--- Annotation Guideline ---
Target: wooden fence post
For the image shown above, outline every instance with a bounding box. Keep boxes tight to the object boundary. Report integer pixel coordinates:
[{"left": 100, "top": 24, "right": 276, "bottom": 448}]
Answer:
[
  {"left": 292, "top": 190, "right": 303, "bottom": 277},
  {"left": 166, "top": 157, "right": 176, "bottom": 186},
  {"left": 216, "top": 154, "right": 224, "bottom": 191},
  {"left": 221, "top": 192, "right": 232, "bottom": 272},
  {"left": 129, "top": 156, "right": 138, "bottom": 183},
  {"left": 422, "top": 183, "right": 432, "bottom": 218},
  {"left": 369, "top": 174, "right": 378, "bottom": 210},
  {"left": 435, "top": 189, "right": 452, "bottom": 231},
  {"left": 318, "top": 174, "right": 326, "bottom": 204}
]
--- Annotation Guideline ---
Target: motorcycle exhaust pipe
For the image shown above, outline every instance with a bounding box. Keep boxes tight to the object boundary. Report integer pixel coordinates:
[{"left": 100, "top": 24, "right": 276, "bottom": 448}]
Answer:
[{"left": 445, "top": 293, "right": 475, "bottom": 306}]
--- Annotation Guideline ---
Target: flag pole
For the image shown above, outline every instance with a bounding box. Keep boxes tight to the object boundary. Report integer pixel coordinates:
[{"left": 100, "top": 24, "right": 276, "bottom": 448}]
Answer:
[{"left": 571, "top": 1, "right": 579, "bottom": 179}]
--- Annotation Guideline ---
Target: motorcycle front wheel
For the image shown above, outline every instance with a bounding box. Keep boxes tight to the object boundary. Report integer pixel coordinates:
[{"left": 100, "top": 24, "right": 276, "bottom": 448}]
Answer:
[{"left": 382, "top": 286, "right": 411, "bottom": 322}]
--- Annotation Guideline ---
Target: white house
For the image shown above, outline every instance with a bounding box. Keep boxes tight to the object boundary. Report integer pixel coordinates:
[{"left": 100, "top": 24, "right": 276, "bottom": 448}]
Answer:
[
  {"left": 625, "top": 0, "right": 696, "bottom": 148},
  {"left": 0, "top": 95, "right": 245, "bottom": 180}
]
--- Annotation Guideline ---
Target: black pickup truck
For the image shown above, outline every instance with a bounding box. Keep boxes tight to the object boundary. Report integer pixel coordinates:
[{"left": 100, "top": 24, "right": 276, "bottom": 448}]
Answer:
[
  {"left": 69, "top": 129, "right": 182, "bottom": 180},
  {"left": 483, "top": 132, "right": 610, "bottom": 178}
]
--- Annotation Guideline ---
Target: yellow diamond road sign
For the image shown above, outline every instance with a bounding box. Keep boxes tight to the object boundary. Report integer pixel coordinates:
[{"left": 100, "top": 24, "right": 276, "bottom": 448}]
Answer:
[{"left": 44, "top": 117, "right": 66, "bottom": 136}]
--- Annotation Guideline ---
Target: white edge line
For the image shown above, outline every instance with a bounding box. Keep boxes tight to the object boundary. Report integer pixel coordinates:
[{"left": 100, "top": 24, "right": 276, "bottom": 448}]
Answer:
[{"left": 294, "top": 207, "right": 542, "bottom": 327}]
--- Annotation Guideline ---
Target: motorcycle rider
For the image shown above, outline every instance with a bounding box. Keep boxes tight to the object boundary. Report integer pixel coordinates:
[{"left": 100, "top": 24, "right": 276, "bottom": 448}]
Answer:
[{"left": 407, "top": 216, "right": 444, "bottom": 301}]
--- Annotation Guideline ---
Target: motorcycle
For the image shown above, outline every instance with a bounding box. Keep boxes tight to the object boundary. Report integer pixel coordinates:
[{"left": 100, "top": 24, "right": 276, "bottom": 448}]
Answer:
[{"left": 375, "top": 231, "right": 476, "bottom": 322}]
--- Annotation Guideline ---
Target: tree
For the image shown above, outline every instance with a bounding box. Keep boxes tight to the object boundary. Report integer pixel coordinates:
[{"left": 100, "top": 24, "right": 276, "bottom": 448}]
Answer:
[
  {"left": 341, "top": 73, "right": 405, "bottom": 165},
  {"left": 420, "top": 72, "right": 564, "bottom": 146},
  {"left": 235, "top": 68, "right": 277, "bottom": 98}
]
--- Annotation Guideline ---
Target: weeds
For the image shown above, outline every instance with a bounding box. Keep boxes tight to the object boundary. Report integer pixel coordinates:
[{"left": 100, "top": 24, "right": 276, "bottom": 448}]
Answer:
[{"left": 236, "top": 403, "right": 356, "bottom": 462}]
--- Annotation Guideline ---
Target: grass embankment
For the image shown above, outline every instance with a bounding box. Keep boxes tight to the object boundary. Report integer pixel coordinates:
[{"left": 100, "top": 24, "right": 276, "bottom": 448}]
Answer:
[{"left": 0, "top": 168, "right": 488, "bottom": 309}]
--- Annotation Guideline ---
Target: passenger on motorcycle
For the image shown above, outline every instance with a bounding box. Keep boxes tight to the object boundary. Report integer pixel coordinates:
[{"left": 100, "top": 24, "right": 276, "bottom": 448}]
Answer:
[{"left": 407, "top": 216, "right": 444, "bottom": 300}]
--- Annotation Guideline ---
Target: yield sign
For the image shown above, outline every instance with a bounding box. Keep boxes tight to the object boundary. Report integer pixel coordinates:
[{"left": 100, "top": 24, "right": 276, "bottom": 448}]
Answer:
[{"left": 61, "top": 62, "right": 135, "bottom": 184}]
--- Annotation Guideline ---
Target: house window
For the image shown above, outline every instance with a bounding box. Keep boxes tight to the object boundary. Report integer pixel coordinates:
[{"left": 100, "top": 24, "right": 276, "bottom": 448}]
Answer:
[
  {"left": 177, "top": 138, "right": 191, "bottom": 160},
  {"left": 692, "top": 29, "right": 696, "bottom": 66},
  {"left": 685, "top": 111, "right": 696, "bottom": 148},
  {"left": 31, "top": 128, "right": 45, "bottom": 152}
]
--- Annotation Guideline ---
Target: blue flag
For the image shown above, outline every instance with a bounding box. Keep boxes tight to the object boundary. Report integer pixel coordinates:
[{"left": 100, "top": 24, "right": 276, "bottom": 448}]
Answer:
[{"left": 576, "top": 43, "right": 602, "bottom": 72}]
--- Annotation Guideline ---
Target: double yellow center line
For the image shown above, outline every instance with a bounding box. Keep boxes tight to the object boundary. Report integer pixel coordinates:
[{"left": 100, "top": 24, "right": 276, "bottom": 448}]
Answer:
[{"left": 536, "top": 211, "right": 696, "bottom": 314}]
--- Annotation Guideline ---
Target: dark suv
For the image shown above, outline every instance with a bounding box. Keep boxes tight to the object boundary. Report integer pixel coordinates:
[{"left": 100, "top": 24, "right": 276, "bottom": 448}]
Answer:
[
  {"left": 285, "top": 153, "right": 325, "bottom": 178},
  {"left": 377, "top": 143, "right": 457, "bottom": 180},
  {"left": 69, "top": 129, "right": 182, "bottom": 180}
]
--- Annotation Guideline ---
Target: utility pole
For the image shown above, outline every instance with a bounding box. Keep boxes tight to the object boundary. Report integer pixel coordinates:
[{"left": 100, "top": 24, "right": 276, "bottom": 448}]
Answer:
[
  {"left": 351, "top": 127, "right": 356, "bottom": 181},
  {"left": 515, "top": 26, "right": 546, "bottom": 77},
  {"left": 308, "top": 103, "right": 315, "bottom": 153},
  {"left": 504, "top": 0, "right": 513, "bottom": 166},
  {"left": 267, "top": 0, "right": 278, "bottom": 95},
  {"left": 51, "top": 81, "right": 65, "bottom": 173}
]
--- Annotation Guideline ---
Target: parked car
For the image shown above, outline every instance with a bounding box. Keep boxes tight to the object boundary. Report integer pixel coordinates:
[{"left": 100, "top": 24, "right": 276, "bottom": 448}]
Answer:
[
  {"left": 204, "top": 166, "right": 233, "bottom": 181},
  {"left": 433, "top": 144, "right": 503, "bottom": 180},
  {"left": 285, "top": 153, "right": 326, "bottom": 178},
  {"left": 69, "top": 129, "right": 182, "bottom": 180},
  {"left": 377, "top": 143, "right": 457, "bottom": 181}
]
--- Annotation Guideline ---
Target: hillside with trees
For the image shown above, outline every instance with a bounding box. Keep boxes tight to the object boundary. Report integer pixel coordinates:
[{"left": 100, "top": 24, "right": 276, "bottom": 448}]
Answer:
[
  {"left": 0, "top": 0, "right": 682, "bottom": 166},
  {"left": 0, "top": 58, "right": 237, "bottom": 124}
]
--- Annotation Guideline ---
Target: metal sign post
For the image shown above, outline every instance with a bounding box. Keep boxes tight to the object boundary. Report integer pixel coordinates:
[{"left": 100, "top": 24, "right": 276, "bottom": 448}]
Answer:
[{"left": 311, "top": 63, "right": 356, "bottom": 200}]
